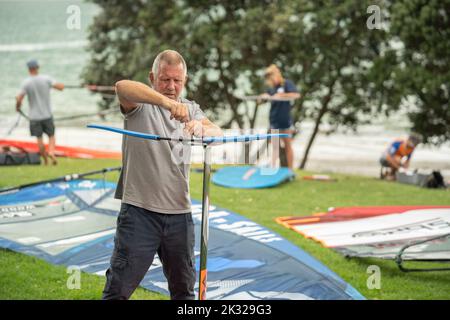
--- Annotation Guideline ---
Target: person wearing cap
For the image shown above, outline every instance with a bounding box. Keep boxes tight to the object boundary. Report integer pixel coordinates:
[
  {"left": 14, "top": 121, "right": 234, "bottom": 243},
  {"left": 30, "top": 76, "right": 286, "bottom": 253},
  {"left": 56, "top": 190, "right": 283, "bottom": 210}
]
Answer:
[
  {"left": 15, "top": 59, "right": 64, "bottom": 165},
  {"left": 258, "top": 64, "right": 300, "bottom": 169},
  {"left": 380, "top": 134, "right": 422, "bottom": 180}
]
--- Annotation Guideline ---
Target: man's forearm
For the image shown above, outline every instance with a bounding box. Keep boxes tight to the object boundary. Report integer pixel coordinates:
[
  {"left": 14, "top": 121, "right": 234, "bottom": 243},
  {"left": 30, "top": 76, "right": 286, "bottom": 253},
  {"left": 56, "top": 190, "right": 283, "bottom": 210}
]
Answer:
[
  {"left": 53, "top": 83, "right": 65, "bottom": 91},
  {"left": 275, "top": 92, "right": 300, "bottom": 99},
  {"left": 15, "top": 97, "right": 22, "bottom": 111},
  {"left": 204, "top": 123, "right": 223, "bottom": 137},
  {"left": 402, "top": 160, "right": 410, "bottom": 168},
  {"left": 115, "top": 80, "right": 176, "bottom": 110}
]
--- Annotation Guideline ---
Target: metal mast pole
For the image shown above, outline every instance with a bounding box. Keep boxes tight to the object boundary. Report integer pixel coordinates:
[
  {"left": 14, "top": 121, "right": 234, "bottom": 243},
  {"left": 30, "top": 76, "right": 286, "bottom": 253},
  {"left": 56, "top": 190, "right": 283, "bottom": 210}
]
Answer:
[{"left": 198, "top": 144, "right": 211, "bottom": 300}]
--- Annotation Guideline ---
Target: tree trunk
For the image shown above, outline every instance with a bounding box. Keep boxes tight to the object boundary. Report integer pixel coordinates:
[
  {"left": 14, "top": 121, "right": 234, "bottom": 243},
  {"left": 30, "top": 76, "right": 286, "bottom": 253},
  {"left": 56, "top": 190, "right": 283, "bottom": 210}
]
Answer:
[
  {"left": 299, "top": 106, "right": 325, "bottom": 169},
  {"left": 299, "top": 81, "right": 335, "bottom": 169},
  {"left": 249, "top": 101, "right": 260, "bottom": 129}
]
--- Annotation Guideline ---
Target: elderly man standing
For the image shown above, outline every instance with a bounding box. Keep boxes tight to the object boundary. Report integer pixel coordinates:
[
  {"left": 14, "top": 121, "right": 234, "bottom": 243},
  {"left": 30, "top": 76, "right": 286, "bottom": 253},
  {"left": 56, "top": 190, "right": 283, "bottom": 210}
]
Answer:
[
  {"left": 103, "top": 50, "right": 222, "bottom": 300},
  {"left": 15, "top": 59, "right": 64, "bottom": 165}
]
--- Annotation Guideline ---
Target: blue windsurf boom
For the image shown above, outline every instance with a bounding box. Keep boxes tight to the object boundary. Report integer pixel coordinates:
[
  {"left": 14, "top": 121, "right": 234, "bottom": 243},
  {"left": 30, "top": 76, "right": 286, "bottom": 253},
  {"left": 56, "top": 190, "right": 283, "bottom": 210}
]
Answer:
[
  {"left": 0, "top": 178, "right": 363, "bottom": 300},
  {"left": 87, "top": 124, "right": 161, "bottom": 140},
  {"left": 212, "top": 166, "right": 295, "bottom": 189},
  {"left": 87, "top": 124, "right": 289, "bottom": 144}
]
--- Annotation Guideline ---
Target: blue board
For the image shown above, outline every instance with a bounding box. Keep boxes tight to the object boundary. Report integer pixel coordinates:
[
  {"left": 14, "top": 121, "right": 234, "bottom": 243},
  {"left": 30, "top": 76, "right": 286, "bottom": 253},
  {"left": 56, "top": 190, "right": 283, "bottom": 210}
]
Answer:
[
  {"left": 0, "top": 179, "right": 364, "bottom": 300},
  {"left": 212, "top": 166, "right": 295, "bottom": 189}
]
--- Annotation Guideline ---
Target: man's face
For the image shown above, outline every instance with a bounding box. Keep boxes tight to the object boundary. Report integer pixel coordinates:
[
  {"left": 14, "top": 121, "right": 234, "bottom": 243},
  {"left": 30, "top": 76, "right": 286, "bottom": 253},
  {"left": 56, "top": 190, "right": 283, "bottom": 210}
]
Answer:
[
  {"left": 265, "top": 71, "right": 281, "bottom": 88},
  {"left": 150, "top": 62, "right": 186, "bottom": 101},
  {"left": 407, "top": 139, "right": 417, "bottom": 148},
  {"left": 29, "top": 67, "right": 39, "bottom": 74}
]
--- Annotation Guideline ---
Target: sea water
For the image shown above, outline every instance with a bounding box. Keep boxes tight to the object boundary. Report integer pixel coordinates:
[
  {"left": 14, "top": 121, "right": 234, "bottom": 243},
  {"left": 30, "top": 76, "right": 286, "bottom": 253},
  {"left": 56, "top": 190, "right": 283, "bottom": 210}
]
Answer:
[{"left": 0, "top": 0, "right": 101, "bottom": 118}]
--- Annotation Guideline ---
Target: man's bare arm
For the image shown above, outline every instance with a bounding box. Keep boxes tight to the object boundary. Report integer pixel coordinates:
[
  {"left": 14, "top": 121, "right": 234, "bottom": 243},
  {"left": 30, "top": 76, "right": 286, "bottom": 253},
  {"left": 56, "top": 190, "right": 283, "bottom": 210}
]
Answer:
[
  {"left": 52, "top": 83, "right": 64, "bottom": 91},
  {"left": 115, "top": 80, "right": 189, "bottom": 122},
  {"left": 184, "top": 118, "right": 223, "bottom": 137},
  {"left": 402, "top": 159, "right": 410, "bottom": 169},
  {"left": 256, "top": 92, "right": 300, "bottom": 104},
  {"left": 15, "top": 93, "right": 25, "bottom": 112},
  {"left": 274, "top": 92, "right": 301, "bottom": 99},
  {"left": 386, "top": 154, "right": 400, "bottom": 169},
  {"left": 201, "top": 118, "right": 223, "bottom": 137}
]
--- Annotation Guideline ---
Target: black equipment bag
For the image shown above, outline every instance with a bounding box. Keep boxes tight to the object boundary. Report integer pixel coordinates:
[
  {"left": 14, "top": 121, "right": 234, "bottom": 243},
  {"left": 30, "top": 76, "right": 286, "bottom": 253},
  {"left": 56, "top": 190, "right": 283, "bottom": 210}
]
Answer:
[
  {"left": 396, "top": 170, "right": 447, "bottom": 189},
  {"left": 0, "top": 152, "right": 41, "bottom": 166},
  {"left": 425, "top": 171, "right": 447, "bottom": 189}
]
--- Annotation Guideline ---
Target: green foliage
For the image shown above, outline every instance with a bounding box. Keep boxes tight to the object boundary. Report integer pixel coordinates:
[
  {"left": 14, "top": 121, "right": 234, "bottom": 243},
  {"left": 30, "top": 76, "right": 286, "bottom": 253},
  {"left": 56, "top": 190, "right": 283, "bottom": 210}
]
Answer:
[
  {"left": 384, "top": 0, "right": 450, "bottom": 143},
  {"left": 82, "top": 0, "right": 449, "bottom": 165},
  {"left": 83, "top": 1, "right": 382, "bottom": 126}
]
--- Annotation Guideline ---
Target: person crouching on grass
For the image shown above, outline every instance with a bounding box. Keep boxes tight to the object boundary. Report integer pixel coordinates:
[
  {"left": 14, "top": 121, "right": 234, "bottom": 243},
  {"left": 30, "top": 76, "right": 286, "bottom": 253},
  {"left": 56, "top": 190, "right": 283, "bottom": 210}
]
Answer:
[{"left": 380, "top": 133, "right": 422, "bottom": 180}]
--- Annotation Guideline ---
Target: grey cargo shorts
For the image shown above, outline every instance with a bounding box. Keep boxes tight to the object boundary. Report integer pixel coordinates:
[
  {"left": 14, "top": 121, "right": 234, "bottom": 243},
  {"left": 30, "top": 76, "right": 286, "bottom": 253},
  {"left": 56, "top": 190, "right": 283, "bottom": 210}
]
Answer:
[
  {"left": 29, "top": 117, "right": 55, "bottom": 137},
  {"left": 102, "top": 203, "right": 196, "bottom": 300}
]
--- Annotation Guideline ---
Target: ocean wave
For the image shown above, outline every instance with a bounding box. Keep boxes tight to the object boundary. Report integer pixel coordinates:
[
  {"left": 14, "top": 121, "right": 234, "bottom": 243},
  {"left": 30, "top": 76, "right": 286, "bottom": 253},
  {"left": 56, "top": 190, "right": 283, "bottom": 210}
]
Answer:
[{"left": 0, "top": 40, "right": 87, "bottom": 52}]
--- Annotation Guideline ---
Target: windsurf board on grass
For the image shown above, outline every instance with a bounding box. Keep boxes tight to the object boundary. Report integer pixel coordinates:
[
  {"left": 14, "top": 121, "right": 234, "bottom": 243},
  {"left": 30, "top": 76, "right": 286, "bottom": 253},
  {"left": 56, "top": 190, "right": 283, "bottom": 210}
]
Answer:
[{"left": 212, "top": 166, "right": 295, "bottom": 189}]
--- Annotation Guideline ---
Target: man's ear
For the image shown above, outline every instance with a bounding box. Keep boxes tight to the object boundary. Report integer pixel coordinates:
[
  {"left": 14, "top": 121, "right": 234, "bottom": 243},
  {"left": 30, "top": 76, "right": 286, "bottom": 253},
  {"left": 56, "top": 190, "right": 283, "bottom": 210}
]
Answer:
[{"left": 149, "top": 71, "right": 154, "bottom": 86}]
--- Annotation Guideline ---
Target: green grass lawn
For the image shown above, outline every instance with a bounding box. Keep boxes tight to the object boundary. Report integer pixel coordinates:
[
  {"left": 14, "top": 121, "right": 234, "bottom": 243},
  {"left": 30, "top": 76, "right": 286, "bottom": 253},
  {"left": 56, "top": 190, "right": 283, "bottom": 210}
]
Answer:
[{"left": 1, "top": 158, "right": 449, "bottom": 300}]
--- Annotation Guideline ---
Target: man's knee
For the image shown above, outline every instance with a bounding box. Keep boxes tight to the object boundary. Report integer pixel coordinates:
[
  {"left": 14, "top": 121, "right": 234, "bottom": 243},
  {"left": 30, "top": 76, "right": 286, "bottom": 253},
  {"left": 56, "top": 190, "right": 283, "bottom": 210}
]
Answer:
[
  {"left": 160, "top": 247, "right": 196, "bottom": 300},
  {"left": 102, "top": 265, "right": 131, "bottom": 300},
  {"left": 102, "top": 251, "right": 154, "bottom": 300},
  {"left": 167, "top": 266, "right": 196, "bottom": 300},
  {"left": 282, "top": 138, "right": 292, "bottom": 147},
  {"left": 103, "top": 205, "right": 160, "bottom": 300},
  {"left": 36, "top": 138, "right": 46, "bottom": 151},
  {"left": 160, "top": 214, "right": 196, "bottom": 300}
]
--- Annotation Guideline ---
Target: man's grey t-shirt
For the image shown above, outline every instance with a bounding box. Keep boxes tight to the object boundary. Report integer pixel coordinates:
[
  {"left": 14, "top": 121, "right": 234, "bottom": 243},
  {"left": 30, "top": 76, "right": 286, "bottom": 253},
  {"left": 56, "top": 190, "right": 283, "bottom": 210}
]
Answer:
[
  {"left": 19, "top": 75, "right": 56, "bottom": 120},
  {"left": 114, "top": 98, "right": 206, "bottom": 214}
]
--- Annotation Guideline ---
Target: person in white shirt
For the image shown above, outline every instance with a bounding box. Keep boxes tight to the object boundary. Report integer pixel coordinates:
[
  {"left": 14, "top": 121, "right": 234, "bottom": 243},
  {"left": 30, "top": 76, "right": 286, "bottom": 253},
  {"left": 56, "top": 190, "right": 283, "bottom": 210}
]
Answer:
[{"left": 15, "top": 59, "right": 64, "bottom": 165}]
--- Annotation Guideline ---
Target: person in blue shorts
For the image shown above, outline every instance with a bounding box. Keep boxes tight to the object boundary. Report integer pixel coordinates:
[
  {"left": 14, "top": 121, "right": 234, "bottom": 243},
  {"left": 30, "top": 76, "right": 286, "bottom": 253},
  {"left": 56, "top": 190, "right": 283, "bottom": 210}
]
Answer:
[{"left": 259, "top": 64, "right": 300, "bottom": 169}]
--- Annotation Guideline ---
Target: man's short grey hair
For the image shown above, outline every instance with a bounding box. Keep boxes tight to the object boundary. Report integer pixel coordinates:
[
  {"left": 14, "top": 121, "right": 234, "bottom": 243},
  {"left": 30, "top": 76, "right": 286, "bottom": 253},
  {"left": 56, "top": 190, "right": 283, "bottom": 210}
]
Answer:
[
  {"left": 151, "top": 50, "right": 187, "bottom": 77},
  {"left": 408, "top": 133, "right": 422, "bottom": 145}
]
